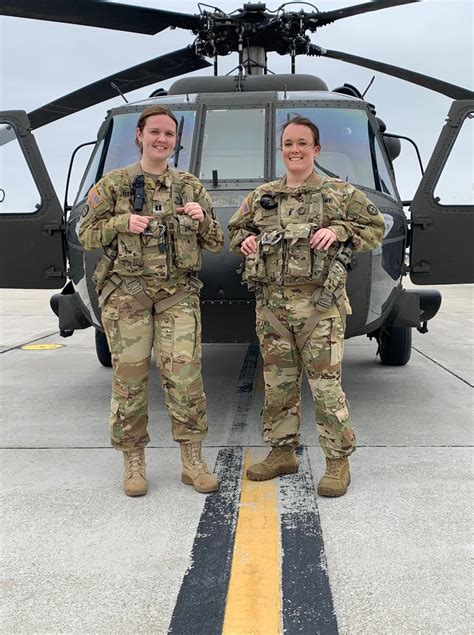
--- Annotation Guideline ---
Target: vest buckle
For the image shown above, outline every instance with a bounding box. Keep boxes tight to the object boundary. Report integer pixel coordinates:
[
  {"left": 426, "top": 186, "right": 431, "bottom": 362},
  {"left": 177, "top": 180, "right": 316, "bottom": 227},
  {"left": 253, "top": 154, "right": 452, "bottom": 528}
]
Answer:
[{"left": 260, "top": 231, "right": 283, "bottom": 246}]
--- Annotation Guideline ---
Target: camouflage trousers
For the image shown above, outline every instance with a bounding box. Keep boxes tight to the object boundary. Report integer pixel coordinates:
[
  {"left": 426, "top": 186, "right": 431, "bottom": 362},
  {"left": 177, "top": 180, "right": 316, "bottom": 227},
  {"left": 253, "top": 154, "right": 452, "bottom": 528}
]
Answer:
[
  {"left": 100, "top": 280, "right": 207, "bottom": 450},
  {"left": 256, "top": 285, "right": 355, "bottom": 459}
]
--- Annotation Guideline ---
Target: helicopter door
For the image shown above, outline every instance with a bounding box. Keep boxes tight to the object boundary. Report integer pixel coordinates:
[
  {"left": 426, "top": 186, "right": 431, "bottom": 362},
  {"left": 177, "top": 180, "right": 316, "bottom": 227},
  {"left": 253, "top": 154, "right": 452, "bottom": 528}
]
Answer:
[
  {"left": 409, "top": 99, "right": 474, "bottom": 284},
  {"left": 0, "top": 111, "right": 66, "bottom": 288}
]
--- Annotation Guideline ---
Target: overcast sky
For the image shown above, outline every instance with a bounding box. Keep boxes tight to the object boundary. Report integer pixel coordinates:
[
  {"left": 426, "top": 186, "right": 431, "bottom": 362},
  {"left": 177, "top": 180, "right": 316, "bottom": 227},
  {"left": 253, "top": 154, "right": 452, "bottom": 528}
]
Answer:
[{"left": 1, "top": 0, "right": 473, "bottom": 205}]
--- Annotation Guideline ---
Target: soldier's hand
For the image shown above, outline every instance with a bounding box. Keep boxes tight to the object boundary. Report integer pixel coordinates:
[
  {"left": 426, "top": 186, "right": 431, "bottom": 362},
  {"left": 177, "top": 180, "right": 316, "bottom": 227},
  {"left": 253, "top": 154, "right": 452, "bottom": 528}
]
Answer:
[
  {"left": 128, "top": 214, "right": 153, "bottom": 234},
  {"left": 241, "top": 235, "right": 257, "bottom": 256},
  {"left": 310, "top": 227, "right": 338, "bottom": 251},
  {"left": 176, "top": 202, "right": 205, "bottom": 222}
]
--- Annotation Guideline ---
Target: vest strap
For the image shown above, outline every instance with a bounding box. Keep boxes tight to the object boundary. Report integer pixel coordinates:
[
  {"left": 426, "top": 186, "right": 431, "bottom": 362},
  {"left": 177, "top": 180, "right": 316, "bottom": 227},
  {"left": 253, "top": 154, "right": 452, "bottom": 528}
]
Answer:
[
  {"left": 99, "top": 273, "right": 153, "bottom": 311},
  {"left": 255, "top": 284, "right": 294, "bottom": 345},
  {"left": 256, "top": 284, "right": 347, "bottom": 352},
  {"left": 100, "top": 273, "right": 202, "bottom": 314}
]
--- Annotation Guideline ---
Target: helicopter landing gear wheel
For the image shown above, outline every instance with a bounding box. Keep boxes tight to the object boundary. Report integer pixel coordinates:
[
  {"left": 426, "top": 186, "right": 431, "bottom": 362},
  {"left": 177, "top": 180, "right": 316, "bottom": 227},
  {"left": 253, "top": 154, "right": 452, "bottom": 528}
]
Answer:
[
  {"left": 378, "top": 326, "right": 412, "bottom": 366},
  {"left": 95, "top": 329, "right": 112, "bottom": 368}
]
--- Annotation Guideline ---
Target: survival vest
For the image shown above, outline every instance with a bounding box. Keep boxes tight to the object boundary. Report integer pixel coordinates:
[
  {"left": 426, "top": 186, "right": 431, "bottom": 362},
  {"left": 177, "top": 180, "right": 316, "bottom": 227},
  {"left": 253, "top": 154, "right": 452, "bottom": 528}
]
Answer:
[
  {"left": 242, "top": 188, "right": 341, "bottom": 288},
  {"left": 93, "top": 162, "right": 202, "bottom": 286}
]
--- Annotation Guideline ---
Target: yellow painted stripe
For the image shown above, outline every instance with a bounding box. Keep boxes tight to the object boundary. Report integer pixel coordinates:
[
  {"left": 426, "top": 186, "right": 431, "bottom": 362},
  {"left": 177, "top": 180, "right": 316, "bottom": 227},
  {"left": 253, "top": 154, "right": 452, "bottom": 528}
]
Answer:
[
  {"left": 21, "top": 343, "right": 63, "bottom": 350},
  {"left": 223, "top": 449, "right": 281, "bottom": 635}
]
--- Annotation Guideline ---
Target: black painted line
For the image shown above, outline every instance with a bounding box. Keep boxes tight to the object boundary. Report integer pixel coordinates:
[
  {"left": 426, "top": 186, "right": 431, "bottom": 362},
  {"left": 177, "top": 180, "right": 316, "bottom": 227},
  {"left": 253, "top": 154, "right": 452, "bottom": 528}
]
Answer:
[
  {"left": 280, "top": 446, "right": 339, "bottom": 635},
  {"left": 168, "top": 447, "right": 243, "bottom": 635},
  {"left": 0, "top": 331, "right": 59, "bottom": 354},
  {"left": 227, "top": 343, "right": 260, "bottom": 444},
  {"left": 412, "top": 346, "right": 473, "bottom": 387}
]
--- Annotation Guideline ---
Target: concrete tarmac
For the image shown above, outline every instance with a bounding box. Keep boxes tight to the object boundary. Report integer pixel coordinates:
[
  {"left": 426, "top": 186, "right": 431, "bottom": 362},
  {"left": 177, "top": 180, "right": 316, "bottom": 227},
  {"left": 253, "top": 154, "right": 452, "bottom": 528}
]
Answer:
[{"left": 1, "top": 284, "right": 473, "bottom": 634}]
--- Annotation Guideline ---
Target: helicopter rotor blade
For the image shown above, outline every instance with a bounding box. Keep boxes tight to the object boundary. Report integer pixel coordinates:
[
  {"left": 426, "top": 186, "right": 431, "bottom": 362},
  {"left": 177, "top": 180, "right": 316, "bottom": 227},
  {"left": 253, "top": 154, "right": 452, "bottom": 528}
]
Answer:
[
  {"left": 27, "top": 47, "right": 211, "bottom": 130},
  {"left": 0, "top": 0, "right": 200, "bottom": 35},
  {"left": 308, "top": 45, "right": 474, "bottom": 100},
  {"left": 313, "top": 0, "right": 420, "bottom": 26}
]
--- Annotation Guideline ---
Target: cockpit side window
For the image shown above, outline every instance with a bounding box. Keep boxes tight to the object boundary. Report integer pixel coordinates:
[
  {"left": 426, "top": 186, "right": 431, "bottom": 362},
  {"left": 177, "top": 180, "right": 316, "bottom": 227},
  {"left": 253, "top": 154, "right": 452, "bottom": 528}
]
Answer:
[
  {"left": 371, "top": 126, "right": 397, "bottom": 199},
  {"left": 0, "top": 124, "right": 42, "bottom": 214},
  {"left": 275, "top": 106, "right": 397, "bottom": 197}
]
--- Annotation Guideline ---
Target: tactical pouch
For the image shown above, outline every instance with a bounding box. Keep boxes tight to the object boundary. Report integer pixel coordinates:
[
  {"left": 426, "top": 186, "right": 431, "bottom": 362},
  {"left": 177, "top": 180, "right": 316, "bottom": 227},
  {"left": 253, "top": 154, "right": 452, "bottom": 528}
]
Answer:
[
  {"left": 92, "top": 253, "right": 114, "bottom": 289},
  {"left": 284, "top": 223, "right": 313, "bottom": 280},
  {"left": 311, "top": 243, "right": 338, "bottom": 285},
  {"left": 242, "top": 247, "right": 265, "bottom": 283},
  {"left": 171, "top": 215, "right": 201, "bottom": 271},
  {"left": 115, "top": 234, "right": 143, "bottom": 274},
  {"left": 141, "top": 219, "right": 169, "bottom": 279},
  {"left": 260, "top": 229, "right": 284, "bottom": 284}
]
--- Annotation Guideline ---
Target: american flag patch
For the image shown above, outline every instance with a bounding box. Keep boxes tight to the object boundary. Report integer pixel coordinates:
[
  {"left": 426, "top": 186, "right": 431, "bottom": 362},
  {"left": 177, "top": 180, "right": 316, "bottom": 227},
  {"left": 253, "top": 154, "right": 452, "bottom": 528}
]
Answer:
[
  {"left": 240, "top": 198, "right": 249, "bottom": 215},
  {"left": 89, "top": 187, "right": 102, "bottom": 208}
]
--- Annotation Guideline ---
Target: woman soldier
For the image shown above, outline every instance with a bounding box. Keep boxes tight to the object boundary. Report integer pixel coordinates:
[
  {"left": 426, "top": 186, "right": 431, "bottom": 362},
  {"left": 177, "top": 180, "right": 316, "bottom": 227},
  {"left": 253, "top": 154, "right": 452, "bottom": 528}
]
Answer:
[
  {"left": 79, "top": 105, "right": 224, "bottom": 496},
  {"left": 228, "top": 115, "right": 384, "bottom": 497}
]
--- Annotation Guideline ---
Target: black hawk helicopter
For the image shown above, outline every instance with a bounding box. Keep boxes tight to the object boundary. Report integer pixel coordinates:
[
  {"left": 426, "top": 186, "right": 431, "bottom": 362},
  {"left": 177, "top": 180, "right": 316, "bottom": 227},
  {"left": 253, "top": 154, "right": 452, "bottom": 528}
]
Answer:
[{"left": 0, "top": 0, "right": 473, "bottom": 368}]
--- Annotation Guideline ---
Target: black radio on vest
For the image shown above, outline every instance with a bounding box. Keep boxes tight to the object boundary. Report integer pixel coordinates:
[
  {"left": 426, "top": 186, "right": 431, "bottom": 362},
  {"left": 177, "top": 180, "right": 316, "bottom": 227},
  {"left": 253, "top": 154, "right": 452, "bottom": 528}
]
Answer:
[{"left": 131, "top": 175, "right": 145, "bottom": 212}]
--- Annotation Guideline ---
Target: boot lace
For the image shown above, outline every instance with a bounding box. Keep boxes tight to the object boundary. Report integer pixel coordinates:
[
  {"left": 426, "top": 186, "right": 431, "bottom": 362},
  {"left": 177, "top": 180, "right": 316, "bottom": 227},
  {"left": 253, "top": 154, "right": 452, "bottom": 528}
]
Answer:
[
  {"left": 127, "top": 450, "right": 144, "bottom": 474},
  {"left": 187, "top": 444, "right": 210, "bottom": 474},
  {"left": 267, "top": 446, "right": 291, "bottom": 465},
  {"left": 327, "top": 458, "right": 343, "bottom": 476}
]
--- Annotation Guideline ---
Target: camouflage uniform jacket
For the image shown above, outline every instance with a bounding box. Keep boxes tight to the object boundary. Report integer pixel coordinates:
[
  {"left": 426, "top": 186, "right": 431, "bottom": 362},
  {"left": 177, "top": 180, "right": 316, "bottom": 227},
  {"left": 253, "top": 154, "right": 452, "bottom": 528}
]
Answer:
[{"left": 79, "top": 164, "right": 224, "bottom": 288}]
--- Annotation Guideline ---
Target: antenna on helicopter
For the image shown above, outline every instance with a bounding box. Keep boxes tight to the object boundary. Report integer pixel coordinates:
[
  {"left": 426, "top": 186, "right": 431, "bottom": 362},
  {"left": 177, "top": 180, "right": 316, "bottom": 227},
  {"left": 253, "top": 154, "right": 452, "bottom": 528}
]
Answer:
[
  {"left": 362, "top": 75, "right": 376, "bottom": 98},
  {"left": 110, "top": 83, "right": 129, "bottom": 104}
]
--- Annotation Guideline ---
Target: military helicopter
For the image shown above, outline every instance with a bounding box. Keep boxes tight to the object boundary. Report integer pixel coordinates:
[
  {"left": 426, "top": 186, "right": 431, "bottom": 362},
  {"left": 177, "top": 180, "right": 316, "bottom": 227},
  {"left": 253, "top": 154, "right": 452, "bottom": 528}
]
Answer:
[{"left": 1, "top": 0, "right": 473, "bottom": 368}]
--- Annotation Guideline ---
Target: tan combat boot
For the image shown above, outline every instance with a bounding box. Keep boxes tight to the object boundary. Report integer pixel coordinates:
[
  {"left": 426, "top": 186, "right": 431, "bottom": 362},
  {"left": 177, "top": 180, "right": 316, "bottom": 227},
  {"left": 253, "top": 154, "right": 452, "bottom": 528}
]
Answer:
[
  {"left": 122, "top": 448, "right": 147, "bottom": 497},
  {"left": 246, "top": 446, "right": 298, "bottom": 481},
  {"left": 317, "top": 457, "right": 350, "bottom": 497},
  {"left": 180, "top": 442, "right": 219, "bottom": 493}
]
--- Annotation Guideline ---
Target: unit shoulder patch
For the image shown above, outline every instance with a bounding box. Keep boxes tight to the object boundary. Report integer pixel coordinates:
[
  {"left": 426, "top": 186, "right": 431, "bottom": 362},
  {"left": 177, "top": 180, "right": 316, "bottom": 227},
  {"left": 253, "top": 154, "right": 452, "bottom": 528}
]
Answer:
[{"left": 367, "top": 204, "right": 379, "bottom": 216}]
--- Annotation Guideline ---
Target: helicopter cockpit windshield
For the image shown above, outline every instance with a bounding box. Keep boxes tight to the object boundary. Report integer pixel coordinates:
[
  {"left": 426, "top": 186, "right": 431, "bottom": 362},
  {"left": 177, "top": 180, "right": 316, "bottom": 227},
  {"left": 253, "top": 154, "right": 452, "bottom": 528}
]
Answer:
[
  {"left": 275, "top": 106, "right": 397, "bottom": 198},
  {"left": 200, "top": 108, "right": 266, "bottom": 181},
  {"left": 104, "top": 109, "right": 197, "bottom": 175},
  {"left": 77, "top": 108, "right": 197, "bottom": 203}
]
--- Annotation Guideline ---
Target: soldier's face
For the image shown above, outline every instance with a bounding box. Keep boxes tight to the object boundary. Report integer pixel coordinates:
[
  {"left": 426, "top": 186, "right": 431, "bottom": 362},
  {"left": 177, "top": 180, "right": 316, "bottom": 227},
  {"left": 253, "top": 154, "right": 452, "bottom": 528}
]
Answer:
[
  {"left": 137, "top": 114, "right": 177, "bottom": 164},
  {"left": 281, "top": 124, "right": 320, "bottom": 176}
]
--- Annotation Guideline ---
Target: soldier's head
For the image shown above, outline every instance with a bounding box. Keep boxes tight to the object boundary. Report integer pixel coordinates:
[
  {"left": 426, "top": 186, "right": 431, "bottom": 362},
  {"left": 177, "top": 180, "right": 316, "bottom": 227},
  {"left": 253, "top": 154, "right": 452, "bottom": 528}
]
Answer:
[
  {"left": 280, "top": 116, "right": 321, "bottom": 177},
  {"left": 136, "top": 106, "right": 179, "bottom": 164}
]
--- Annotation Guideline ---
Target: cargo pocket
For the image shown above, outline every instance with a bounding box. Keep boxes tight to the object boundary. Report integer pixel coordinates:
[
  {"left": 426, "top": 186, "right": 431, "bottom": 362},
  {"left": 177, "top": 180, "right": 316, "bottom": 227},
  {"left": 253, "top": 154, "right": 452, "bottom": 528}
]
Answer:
[
  {"left": 110, "top": 401, "right": 125, "bottom": 440},
  {"left": 159, "top": 313, "right": 175, "bottom": 373},
  {"left": 101, "top": 302, "right": 123, "bottom": 354},
  {"left": 330, "top": 317, "right": 345, "bottom": 366},
  {"left": 187, "top": 377, "right": 207, "bottom": 425},
  {"left": 284, "top": 223, "right": 312, "bottom": 280},
  {"left": 172, "top": 215, "right": 201, "bottom": 270}
]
